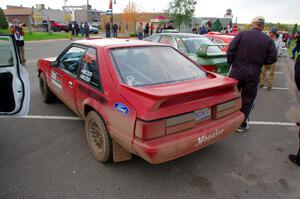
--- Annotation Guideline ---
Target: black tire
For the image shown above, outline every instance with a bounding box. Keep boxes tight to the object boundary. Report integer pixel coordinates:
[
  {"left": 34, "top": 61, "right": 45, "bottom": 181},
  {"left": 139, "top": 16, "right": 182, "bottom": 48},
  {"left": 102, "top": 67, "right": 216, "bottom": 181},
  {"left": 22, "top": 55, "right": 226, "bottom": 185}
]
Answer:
[
  {"left": 85, "top": 111, "right": 113, "bottom": 163},
  {"left": 39, "top": 72, "right": 56, "bottom": 103}
]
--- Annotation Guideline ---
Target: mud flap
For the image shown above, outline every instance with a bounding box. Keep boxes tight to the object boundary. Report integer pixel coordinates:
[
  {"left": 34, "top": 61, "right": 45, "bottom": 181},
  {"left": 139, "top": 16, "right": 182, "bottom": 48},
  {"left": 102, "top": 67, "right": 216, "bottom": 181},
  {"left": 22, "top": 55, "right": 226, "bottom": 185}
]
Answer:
[{"left": 113, "top": 140, "right": 132, "bottom": 162}]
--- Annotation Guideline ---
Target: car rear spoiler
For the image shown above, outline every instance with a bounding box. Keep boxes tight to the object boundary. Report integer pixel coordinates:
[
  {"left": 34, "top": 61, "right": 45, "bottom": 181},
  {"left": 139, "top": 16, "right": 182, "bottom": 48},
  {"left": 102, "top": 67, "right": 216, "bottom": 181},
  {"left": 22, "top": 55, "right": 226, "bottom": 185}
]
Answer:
[
  {"left": 119, "top": 76, "right": 237, "bottom": 112},
  {"left": 197, "top": 44, "right": 227, "bottom": 58}
]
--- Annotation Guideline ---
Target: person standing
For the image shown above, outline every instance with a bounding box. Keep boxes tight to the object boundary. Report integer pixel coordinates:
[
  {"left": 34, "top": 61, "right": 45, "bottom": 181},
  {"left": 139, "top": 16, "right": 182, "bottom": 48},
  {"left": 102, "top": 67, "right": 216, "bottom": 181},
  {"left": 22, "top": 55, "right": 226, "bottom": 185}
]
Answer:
[
  {"left": 68, "top": 21, "right": 74, "bottom": 40},
  {"left": 150, "top": 23, "right": 154, "bottom": 35},
  {"left": 80, "top": 22, "right": 85, "bottom": 37},
  {"left": 112, "top": 24, "right": 118, "bottom": 38},
  {"left": 105, "top": 22, "right": 111, "bottom": 38},
  {"left": 84, "top": 22, "right": 89, "bottom": 38},
  {"left": 156, "top": 24, "right": 162, "bottom": 33},
  {"left": 289, "top": 55, "right": 300, "bottom": 167},
  {"left": 74, "top": 21, "right": 79, "bottom": 36},
  {"left": 10, "top": 19, "right": 25, "bottom": 64},
  {"left": 259, "top": 28, "right": 280, "bottom": 90},
  {"left": 227, "top": 16, "right": 277, "bottom": 132},
  {"left": 144, "top": 23, "right": 150, "bottom": 38},
  {"left": 291, "top": 32, "right": 300, "bottom": 59},
  {"left": 136, "top": 22, "right": 143, "bottom": 40}
]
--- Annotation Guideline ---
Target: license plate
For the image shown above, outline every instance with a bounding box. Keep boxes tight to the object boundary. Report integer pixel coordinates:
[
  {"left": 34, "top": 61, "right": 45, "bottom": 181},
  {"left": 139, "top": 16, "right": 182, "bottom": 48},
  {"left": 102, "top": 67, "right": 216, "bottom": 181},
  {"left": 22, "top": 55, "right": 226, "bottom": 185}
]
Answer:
[{"left": 195, "top": 108, "right": 211, "bottom": 120}]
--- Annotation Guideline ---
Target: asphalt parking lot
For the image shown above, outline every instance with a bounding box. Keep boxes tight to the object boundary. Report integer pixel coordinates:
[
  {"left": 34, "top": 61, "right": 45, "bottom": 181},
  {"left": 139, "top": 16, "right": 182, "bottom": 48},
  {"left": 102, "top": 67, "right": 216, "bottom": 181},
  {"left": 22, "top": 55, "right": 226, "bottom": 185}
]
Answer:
[{"left": 1, "top": 39, "right": 300, "bottom": 199}]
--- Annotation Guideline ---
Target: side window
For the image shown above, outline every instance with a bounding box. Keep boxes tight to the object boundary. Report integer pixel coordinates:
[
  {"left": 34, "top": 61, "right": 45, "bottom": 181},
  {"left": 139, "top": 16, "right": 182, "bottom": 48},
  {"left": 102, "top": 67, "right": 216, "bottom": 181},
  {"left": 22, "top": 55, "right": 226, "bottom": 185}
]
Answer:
[
  {"left": 159, "top": 36, "right": 176, "bottom": 47},
  {"left": 176, "top": 38, "right": 188, "bottom": 54},
  {"left": 79, "top": 48, "right": 101, "bottom": 89},
  {"left": 59, "top": 46, "right": 86, "bottom": 76},
  {"left": 0, "top": 38, "right": 14, "bottom": 67}
]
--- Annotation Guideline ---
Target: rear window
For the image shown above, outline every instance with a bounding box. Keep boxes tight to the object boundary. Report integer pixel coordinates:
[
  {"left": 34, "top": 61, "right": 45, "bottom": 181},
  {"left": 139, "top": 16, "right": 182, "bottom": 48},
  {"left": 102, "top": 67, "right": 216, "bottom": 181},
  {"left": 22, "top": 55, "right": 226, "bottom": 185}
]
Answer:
[
  {"left": 110, "top": 46, "right": 206, "bottom": 87},
  {"left": 182, "top": 37, "right": 222, "bottom": 54}
]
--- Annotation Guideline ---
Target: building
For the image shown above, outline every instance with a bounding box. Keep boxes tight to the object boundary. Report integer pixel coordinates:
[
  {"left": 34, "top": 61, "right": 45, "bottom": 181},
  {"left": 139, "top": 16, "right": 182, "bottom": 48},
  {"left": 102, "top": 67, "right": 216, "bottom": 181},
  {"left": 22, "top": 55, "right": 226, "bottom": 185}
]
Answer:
[
  {"left": 3, "top": 5, "right": 33, "bottom": 26},
  {"left": 3, "top": 5, "right": 71, "bottom": 26},
  {"left": 100, "top": 12, "right": 169, "bottom": 33}
]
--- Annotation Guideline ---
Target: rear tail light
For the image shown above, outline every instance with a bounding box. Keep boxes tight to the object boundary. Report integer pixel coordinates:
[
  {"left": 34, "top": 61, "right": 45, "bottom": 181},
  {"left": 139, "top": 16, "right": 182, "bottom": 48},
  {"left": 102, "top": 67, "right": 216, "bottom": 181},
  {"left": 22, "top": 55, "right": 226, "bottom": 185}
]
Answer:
[
  {"left": 213, "top": 98, "right": 242, "bottom": 119},
  {"left": 202, "top": 65, "right": 217, "bottom": 73},
  {"left": 135, "top": 119, "right": 166, "bottom": 140},
  {"left": 135, "top": 112, "right": 205, "bottom": 140}
]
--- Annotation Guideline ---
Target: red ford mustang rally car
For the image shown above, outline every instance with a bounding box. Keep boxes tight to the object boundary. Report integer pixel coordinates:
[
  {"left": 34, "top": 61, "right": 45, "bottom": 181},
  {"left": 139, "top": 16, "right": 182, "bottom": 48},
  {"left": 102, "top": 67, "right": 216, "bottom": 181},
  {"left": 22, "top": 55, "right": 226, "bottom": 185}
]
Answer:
[{"left": 37, "top": 39, "right": 244, "bottom": 164}]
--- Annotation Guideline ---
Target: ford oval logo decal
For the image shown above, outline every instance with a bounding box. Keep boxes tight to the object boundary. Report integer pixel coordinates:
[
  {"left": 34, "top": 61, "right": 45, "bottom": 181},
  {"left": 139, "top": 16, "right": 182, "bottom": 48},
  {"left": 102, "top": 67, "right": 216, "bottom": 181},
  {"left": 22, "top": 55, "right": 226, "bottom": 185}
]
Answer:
[{"left": 114, "top": 103, "right": 130, "bottom": 115}]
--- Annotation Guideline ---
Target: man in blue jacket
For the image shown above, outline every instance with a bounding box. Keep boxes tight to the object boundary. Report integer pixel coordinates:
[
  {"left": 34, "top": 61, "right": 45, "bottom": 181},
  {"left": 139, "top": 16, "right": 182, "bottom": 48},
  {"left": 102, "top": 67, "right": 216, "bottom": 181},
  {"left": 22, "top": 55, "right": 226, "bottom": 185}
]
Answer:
[
  {"left": 289, "top": 54, "right": 300, "bottom": 167},
  {"left": 227, "top": 16, "right": 278, "bottom": 132}
]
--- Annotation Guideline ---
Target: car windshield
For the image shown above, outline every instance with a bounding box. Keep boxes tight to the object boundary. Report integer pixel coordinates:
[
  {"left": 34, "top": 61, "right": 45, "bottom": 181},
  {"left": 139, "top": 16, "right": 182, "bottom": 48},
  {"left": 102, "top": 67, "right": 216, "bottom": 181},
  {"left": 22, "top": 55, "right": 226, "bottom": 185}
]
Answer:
[
  {"left": 182, "top": 37, "right": 222, "bottom": 54},
  {"left": 110, "top": 46, "right": 206, "bottom": 87}
]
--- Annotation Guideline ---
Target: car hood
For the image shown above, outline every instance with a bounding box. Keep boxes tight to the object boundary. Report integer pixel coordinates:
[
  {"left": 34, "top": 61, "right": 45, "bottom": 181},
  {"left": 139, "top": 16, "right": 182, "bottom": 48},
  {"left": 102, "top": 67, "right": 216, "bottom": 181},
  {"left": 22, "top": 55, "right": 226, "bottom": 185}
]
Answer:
[{"left": 119, "top": 75, "right": 239, "bottom": 121}]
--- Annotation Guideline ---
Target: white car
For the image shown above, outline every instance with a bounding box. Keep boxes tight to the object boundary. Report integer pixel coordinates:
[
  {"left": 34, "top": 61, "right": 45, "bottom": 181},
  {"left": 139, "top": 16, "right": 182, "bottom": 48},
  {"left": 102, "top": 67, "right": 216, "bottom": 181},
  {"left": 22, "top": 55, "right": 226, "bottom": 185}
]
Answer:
[{"left": 0, "top": 34, "right": 30, "bottom": 117}]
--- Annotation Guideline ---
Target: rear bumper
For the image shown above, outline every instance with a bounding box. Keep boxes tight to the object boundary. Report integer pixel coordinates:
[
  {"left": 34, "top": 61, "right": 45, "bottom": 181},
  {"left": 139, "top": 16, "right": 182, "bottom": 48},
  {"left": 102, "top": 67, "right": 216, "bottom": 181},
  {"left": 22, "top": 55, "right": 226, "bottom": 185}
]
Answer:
[{"left": 133, "top": 111, "right": 244, "bottom": 164}]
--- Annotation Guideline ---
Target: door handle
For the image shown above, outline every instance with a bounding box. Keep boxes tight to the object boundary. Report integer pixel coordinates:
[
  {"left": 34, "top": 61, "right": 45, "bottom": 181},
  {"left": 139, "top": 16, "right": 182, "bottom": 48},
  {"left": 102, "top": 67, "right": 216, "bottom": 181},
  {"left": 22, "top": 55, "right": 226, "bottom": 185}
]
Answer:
[{"left": 68, "top": 81, "right": 74, "bottom": 87}]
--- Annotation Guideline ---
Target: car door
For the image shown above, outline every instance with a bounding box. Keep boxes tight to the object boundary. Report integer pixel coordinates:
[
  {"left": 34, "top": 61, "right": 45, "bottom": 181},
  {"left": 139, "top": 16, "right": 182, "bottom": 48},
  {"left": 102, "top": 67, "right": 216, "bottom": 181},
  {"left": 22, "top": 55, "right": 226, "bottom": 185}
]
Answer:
[
  {"left": 50, "top": 45, "right": 86, "bottom": 113},
  {"left": 0, "top": 34, "right": 30, "bottom": 117}
]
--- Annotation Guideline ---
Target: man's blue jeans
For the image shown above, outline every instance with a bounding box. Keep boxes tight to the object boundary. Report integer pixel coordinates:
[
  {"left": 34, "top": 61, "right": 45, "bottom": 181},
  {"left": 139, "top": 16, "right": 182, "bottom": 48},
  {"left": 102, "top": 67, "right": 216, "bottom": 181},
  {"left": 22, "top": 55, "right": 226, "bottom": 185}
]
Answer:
[{"left": 292, "top": 45, "right": 300, "bottom": 58}]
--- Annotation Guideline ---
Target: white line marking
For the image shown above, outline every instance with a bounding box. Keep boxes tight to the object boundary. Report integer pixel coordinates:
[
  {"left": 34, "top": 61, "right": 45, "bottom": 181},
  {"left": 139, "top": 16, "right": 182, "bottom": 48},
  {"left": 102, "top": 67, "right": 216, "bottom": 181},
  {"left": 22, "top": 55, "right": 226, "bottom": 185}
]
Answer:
[
  {"left": 262, "top": 87, "right": 289, "bottom": 90},
  {"left": 10, "top": 115, "right": 298, "bottom": 126},
  {"left": 20, "top": 115, "right": 82, "bottom": 120},
  {"left": 275, "top": 72, "right": 283, "bottom": 74},
  {"left": 249, "top": 121, "right": 297, "bottom": 126}
]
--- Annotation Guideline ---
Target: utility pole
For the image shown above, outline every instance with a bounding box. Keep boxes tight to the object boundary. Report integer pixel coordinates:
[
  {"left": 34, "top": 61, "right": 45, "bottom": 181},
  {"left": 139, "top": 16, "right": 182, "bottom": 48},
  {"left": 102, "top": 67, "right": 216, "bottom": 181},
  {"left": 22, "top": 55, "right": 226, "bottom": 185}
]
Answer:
[{"left": 87, "top": 0, "right": 89, "bottom": 22}]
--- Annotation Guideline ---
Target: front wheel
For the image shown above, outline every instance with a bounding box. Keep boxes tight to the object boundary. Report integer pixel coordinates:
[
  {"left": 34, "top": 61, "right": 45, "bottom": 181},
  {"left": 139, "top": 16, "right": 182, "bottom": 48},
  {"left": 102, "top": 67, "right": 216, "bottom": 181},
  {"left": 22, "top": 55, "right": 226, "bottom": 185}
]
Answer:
[
  {"left": 39, "top": 72, "right": 56, "bottom": 103},
  {"left": 85, "top": 111, "right": 113, "bottom": 163}
]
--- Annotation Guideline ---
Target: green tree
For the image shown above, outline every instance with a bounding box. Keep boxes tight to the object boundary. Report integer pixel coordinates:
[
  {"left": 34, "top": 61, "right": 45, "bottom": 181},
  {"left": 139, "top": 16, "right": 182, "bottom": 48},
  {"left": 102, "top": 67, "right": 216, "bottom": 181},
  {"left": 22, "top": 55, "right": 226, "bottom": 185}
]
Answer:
[
  {"left": 292, "top": 24, "right": 298, "bottom": 34},
  {"left": 0, "top": 7, "right": 8, "bottom": 29},
  {"left": 168, "top": 0, "right": 197, "bottom": 31}
]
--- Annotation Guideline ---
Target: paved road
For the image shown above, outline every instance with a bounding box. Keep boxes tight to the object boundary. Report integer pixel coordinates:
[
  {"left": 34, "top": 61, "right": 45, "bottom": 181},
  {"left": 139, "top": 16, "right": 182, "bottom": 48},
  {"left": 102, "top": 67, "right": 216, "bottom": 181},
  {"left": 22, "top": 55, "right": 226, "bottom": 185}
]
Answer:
[{"left": 1, "top": 40, "right": 300, "bottom": 199}]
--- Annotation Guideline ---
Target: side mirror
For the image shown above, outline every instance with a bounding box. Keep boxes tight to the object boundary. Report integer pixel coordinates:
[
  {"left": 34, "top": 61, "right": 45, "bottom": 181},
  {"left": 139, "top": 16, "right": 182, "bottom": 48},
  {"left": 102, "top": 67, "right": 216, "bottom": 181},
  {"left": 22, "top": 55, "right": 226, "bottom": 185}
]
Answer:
[{"left": 50, "top": 60, "right": 58, "bottom": 67}]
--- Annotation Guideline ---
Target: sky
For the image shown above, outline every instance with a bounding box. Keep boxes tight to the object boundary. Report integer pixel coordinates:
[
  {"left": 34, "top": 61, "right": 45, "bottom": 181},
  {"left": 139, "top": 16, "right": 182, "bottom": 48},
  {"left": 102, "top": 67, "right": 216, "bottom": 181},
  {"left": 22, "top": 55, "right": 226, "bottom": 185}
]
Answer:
[{"left": 1, "top": 0, "right": 299, "bottom": 24}]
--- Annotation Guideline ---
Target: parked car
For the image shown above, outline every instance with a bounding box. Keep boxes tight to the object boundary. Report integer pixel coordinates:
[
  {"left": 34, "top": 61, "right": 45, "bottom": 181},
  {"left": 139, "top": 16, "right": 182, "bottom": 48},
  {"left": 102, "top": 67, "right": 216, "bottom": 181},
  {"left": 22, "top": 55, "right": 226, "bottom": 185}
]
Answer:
[
  {"left": 42, "top": 20, "right": 69, "bottom": 32},
  {"left": 145, "top": 33, "right": 230, "bottom": 75},
  {"left": 0, "top": 34, "right": 30, "bottom": 117},
  {"left": 36, "top": 39, "right": 243, "bottom": 164},
  {"left": 204, "top": 34, "right": 234, "bottom": 52},
  {"left": 57, "top": 22, "right": 70, "bottom": 32},
  {"left": 89, "top": 25, "right": 99, "bottom": 34}
]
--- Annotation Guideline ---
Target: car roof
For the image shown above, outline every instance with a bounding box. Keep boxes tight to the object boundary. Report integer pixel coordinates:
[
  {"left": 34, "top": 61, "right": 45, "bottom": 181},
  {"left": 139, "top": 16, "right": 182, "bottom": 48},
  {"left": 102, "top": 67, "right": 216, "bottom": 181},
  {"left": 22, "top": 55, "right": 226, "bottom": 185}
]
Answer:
[
  {"left": 74, "top": 39, "right": 167, "bottom": 48},
  {"left": 206, "top": 34, "right": 234, "bottom": 39},
  {"left": 153, "top": 33, "right": 206, "bottom": 38}
]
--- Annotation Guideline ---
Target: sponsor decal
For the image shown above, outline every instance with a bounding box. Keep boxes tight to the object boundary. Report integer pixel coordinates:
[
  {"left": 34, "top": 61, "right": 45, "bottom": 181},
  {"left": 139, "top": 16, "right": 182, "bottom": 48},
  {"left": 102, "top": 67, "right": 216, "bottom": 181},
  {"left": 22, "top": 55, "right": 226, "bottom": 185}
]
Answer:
[
  {"left": 51, "top": 70, "right": 62, "bottom": 90},
  {"left": 82, "top": 53, "right": 96, "bottom": 64},
  {"left": 81, "top": 69, "right": 93, "bottom": 77},
  {"left": 114, "top": 103, "right": 130, "bottom": 115},
  {"left": 212, "top": 58, "right": 227, "bottom": 64},
  {"left": 80, "top": 74, "right": 91, "bottom": 83},
  {"left": 78, "top": 84, "right": 106, "bottom": 104},
  {"left": 196, "top": 128, "right": 224, "bottom": 146}
]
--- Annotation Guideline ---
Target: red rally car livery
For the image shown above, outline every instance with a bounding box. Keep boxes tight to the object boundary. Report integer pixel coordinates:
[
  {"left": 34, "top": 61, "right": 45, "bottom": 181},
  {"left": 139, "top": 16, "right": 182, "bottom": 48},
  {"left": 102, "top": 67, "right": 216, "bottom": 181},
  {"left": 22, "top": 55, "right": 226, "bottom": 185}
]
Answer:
[{"left": 37, "top": 39, "right": 244, "bottom": 164}]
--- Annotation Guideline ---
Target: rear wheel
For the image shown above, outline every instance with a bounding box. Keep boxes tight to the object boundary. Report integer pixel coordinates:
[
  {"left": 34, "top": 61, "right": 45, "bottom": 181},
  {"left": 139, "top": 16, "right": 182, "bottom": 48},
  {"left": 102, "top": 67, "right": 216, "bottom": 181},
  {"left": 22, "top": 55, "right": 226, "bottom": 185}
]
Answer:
[
  {"left": 39, "top": 72, "right": 56, "bottom": 103},
  {"left": 85, "top": 111, "right": 113, "bottom": 163}
]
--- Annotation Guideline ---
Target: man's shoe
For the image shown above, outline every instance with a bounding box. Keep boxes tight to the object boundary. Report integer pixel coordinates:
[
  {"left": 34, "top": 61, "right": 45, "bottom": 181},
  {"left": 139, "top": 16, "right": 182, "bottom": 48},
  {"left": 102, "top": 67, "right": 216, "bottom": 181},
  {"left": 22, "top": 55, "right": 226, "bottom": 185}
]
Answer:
[
  {"left": 259, "top": 84, "right": 264, "bottom": 88},
  {"left": 236, "top": 127, "right": 247, "bottom": 133},
  {"left": 289, "top": 154, "right": 300, "bottom": 166},
  {"left": 236, "top": 119, "right": 249, "bottom": 133},
  {"left": 267, "top": 86, "right": 272, "bottom": 90}
]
